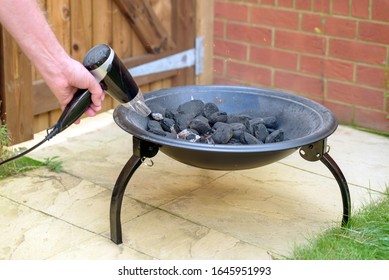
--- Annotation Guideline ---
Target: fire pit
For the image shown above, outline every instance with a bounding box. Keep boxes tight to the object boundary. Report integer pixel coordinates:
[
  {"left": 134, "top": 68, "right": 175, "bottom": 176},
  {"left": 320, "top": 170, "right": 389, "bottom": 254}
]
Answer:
[{"left": 110, "top": 85, "right": 351, "bottom": 244}]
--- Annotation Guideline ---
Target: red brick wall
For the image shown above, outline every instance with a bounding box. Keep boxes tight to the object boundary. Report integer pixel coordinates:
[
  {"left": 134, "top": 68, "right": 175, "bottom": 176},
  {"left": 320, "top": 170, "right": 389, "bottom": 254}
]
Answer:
[{"left": 213, "top": 0, "right": 389, "bottom": 133}]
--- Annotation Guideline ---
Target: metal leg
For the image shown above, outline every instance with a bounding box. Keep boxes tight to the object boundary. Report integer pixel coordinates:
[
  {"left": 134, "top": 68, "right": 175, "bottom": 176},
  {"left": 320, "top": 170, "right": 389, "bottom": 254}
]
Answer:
[
  {"left": 110, "top": 155, "right": 142, "bottom": 244},
  {"left": 110, "top": 137, "right": 159, "bottom": 244},
  {"left": 320, "top": 153, "right": 351, "bottom": 226},
  {"left": 300, "top": 139, "right": 351, "bottom": 227}
]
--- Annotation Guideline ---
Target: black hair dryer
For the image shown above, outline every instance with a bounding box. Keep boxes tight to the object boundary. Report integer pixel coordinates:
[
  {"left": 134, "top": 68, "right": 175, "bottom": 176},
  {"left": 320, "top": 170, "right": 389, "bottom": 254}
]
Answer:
[{"left": 56, "top": 44, "right": 151, "bottom": 133}]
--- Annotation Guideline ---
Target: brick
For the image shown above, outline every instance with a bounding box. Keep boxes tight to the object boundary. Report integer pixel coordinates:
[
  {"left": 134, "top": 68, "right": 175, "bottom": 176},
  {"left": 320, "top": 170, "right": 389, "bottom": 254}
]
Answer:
[
  {"left": 261, "top": 0, "right": 275, "bottom": 5},
  {"left": 250, "top": 46, "right": 298, "bottom": 70},
  {"left": 352, "top": 0, "right": 370, "bottom": 18},
  {"left": 274, "top": 71, "right": 324, "bottom": 97},
  {"left": 227, "top": 22, "right": 272, "bottom": 45},
  {"left": 372, "top": 0, "right": 389, "bottom": 21},
  {"left": 275, "top": 30, "right": 326, "bottom": 55},
  {"left": 278, "top": 0, "right": 294, "bottom": 8},
  {"left": 356, "top": 65, "right": 387, "bottom": 89},
  {"left": 359, "top": 22, "right": 389, "bottom": 45},
  {"left": 314, "top": 0, "right": 331, "bottom": 13},
  {"left": 214, "top": 20, "right": 225, "bottom": 38},
  {"left": 250, "top": 47, "right": 298, "bottom": 70},
  {"left": 332, "top": 0, "right": 350, "bottom": 15},
  {"left": 327, "top": 81, "right": 384, "bottom": 110},
  {"left": 213, "top": 76, "right": 242, "bottom": 86},
  {"left": 215, "top": 1, "right": 248, "bottom": 21},
  {"left": 354, "top": 108, "right": 389, "bottom": 133},
  {"left": 300, "top": 55, "right": 354, "bottom": 81},
  {"left": 330, "top": 39, "right": 387, "bottom": 65},
  {"left": 323, "top": 101, "right": 354, "bottom": 124},
  {"left": 227, "top": 61, "right": 272, "bottom": 86},
  {"left": 302, "top": 14, "right": 356, "bottom": 39},
  {"left": 214, "top": 39, "right": 248, "bottom": 60},
  {"left": 251, "top": 7, "right": 299, "bottom": 30},
  {"left": 213, "top": 58, "right": 225, "bottom": 75},
  {"left": 296, "top": 0, "right": 312, "bottom": 10}
]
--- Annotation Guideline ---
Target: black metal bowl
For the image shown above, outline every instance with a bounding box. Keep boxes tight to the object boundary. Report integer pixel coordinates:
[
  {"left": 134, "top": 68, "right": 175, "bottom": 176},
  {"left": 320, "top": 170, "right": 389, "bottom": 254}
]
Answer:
[{"left": 113, "top": 85, "right": 338, "bottom": 170}]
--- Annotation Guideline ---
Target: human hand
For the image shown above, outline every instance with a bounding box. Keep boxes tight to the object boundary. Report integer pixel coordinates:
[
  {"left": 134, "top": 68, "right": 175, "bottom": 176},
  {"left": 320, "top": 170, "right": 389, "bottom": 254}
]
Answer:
[{"left": 46, "top": 58, "right": 105, "bottom": 118}]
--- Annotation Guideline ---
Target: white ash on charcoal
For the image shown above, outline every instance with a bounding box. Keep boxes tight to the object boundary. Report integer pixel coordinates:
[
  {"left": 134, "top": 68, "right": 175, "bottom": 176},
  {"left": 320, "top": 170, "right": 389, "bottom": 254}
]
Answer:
[
  {"left": 146, "top": 99, "right": 285, "bottom": 145},
  {"left": 151, "top": 112, "right": 164, "bottom": 121}
]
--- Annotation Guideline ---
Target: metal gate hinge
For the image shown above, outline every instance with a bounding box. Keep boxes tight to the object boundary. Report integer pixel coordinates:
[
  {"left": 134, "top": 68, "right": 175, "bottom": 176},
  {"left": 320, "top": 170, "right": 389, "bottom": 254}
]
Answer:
[{"left": 129, "top": 37, "right": 204, "bottom": 77}]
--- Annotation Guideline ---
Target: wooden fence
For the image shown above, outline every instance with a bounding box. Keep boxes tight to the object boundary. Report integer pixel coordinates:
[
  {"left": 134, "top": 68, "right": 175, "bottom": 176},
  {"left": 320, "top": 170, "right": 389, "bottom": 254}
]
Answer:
[{"left": 0, "top": 0, "right": 213, "bottom": 144}]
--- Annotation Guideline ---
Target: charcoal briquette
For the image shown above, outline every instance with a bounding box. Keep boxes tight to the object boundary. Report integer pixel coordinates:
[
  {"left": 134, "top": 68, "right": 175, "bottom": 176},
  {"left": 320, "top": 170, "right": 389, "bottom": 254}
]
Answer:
[
  {"left": 253, "top": 123, "right": 269, "bottom": 142},
  {"left": 174, "top": 113, "right": 193, "bottom": 131},
  {"left": 227, "top": 138, "right": 242, "bottom": 145},
  {"left": 165, "top": 132, "right": 178, "bottom": 139},
  {"left": 177, "top": 100, "right": 205, "bottom": 118},
  {"left": 212, "top": 125, "right": 233, "bottom": 144},
  {"left": 265, "top": 129, "right": 284, "bottom": 143},
  {"left": 147, "top": 120, "right": 166, "bottom": 136},
  {"left": 208, "top": 111, "right": 228, "bottom": 125},
  {"left": 248, "top": 117, "right": 264, "bottom": 134},
  {"left": 165, "top": 109, "right": 176, "bottom": 119},
  {"left": 240, "top": 132, "right": 263, "bottom": 145},
  {"left": 160, "top": 118, "right": 176, "bottom": 132},
  {"left": 263, "top": 116, "right": 278, "bottom": 129},
  {"left": 203, "top": 102, "right": 219, "bottom": 118},
  {"left": 148, "top": 104, "right": 166, "bottom": 116},
  {"left": 212, "top": 122, "right": 229, "bottom": 130},
  {"left": 194, "top": 115, "right": 209, "bottom": 124},
  {"left": 229, "top": 123, "right": 247, "bottom": 139},
  {"left": 227, "top": 114, "right": 251, "bottom": 126},
  {"left": 189, "top": 118, "right": 212, "bottom": 134}
]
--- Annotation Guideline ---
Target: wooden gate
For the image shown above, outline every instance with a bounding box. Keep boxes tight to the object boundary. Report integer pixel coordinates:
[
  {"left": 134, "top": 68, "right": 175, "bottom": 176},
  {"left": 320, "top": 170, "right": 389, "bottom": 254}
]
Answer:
[{"left": 0, "top": 0, "right": 213, "bottom": 144}]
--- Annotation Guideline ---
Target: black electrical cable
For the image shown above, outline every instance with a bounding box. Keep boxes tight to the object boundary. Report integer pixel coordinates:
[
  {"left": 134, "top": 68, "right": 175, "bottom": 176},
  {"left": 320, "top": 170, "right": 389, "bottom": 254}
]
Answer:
[{"left": 0, "top": 125, "right": 60, "bottom": 167}]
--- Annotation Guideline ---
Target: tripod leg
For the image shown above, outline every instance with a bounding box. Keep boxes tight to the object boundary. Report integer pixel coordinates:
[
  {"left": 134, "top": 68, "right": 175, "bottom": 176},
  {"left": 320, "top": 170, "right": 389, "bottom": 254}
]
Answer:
[
  {"left": 300, "top": 140, "right": 351, "bottom": 226},
  {"left": 110, "top": 155, "right": 142, "bottom": 244},
  {"left": 320, "top": 153, "right": 351, "bottom": 226}
]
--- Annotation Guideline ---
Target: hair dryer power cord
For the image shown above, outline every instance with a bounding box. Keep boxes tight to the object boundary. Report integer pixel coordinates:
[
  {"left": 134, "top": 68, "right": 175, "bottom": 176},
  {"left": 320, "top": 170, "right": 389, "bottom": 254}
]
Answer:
[{"left": 0, "top": 125, "right": 60, "bottom": 167}]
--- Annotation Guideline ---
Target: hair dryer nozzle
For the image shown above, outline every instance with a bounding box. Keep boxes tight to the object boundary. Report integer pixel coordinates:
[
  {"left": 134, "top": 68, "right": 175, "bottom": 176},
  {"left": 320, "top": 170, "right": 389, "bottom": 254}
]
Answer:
[{"left": 122, "top": 90, "right": 151, "bottom": 117}]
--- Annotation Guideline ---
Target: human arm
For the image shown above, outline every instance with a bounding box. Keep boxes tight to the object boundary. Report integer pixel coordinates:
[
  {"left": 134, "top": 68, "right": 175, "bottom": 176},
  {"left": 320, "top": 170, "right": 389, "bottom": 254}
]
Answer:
[{"left": 0, "top": 0, "right": 104, "bottom": 116}]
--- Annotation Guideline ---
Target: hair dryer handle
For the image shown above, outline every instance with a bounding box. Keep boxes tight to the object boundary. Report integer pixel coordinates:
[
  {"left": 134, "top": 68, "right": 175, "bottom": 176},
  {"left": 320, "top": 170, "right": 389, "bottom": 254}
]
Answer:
[{"left": 55, "top": 89, "right": 92, "bottom": 133}]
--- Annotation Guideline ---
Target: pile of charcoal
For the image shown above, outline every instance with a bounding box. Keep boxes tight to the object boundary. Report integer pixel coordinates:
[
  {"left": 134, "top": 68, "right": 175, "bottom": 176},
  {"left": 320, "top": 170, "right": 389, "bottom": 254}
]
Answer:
[{"left": 146, "top": 99, "right": 285, "bottom": 145}]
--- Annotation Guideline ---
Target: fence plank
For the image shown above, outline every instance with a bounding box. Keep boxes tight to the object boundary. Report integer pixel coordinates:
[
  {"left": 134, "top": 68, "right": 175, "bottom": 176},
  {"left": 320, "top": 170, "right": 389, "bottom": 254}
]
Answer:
[
  {"left": 171, "top": 0, "right": 196, "bottom": 86},
  {"left": 93, "top": 0, "right": 114, "bottom": 111},
  {"left": 70, "top": 0, "right": 93, "bottom": 61},
  {"left": 33, "top": 81, "right": 58, "bottom": 115},
  {"left": 0, "top": 29, "right": 33, "bottom": 143},
  {"left": 113, "top": 0, "right": 175, "bottom": 53},
  {"left": 196, "top": 0, "right": 213, "bottom": 85},
  {"left": 47, "top": 0, "right": 72, "bottom": 128}
]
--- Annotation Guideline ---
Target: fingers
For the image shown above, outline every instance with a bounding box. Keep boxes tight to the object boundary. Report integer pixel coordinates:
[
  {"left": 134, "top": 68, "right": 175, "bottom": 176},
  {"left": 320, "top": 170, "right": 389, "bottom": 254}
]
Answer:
[
  {"left": 88, "top": 80, "right": 104, "bottom": 109},
  {"left": 70, "top": 59, "right": 105, "bottom": 110},
  {"left": 54, "top": 59, "right": 105, "bottom": 117},
  {"left": 84, "top": 103, "right": 102, "bottom": 117}
]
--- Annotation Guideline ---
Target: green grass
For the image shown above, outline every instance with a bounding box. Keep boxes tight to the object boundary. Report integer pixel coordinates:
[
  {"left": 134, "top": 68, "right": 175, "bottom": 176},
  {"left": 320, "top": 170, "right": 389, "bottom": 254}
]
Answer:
[
  {"left": 289, "top": 192, "right": 389, "bottom": 260},
  {"left": 0, "top": 157, "right": 45, "bottom": 179},
  {"left": 1, "top": 122, "right": 63, "bottom": 179},
  {"left": 0, "top": 156, "right": 63, "bottom": 180}
]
